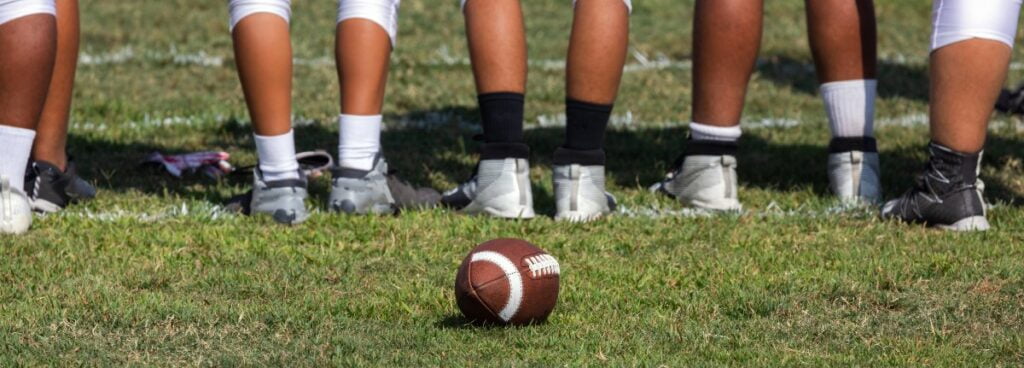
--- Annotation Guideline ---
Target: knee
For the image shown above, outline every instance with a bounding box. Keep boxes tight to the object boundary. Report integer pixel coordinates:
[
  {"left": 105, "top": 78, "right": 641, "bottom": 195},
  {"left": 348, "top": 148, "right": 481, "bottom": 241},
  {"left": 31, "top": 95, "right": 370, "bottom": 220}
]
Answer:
[
  {"left": 338, "top": 0, "right": 401, "bottom": 46},
  {"left": 228, "top": 0, "right": 292, "bottom": 31}
]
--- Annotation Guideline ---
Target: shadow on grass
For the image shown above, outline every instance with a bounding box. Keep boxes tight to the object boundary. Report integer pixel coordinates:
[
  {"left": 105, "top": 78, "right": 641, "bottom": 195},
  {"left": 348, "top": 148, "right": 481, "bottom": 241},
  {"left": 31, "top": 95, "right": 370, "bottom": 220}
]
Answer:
[
  {"left": 433, "top": 314, "right": 550, "bottom": 330},
  {"left": 65, "top": 105, "right": 1023, "bottom": 210}
]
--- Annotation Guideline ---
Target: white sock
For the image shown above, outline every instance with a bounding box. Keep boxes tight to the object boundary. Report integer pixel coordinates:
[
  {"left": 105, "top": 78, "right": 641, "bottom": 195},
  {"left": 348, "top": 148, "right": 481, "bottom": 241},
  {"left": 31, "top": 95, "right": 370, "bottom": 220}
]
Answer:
[
  {"left": 689, "top": 122, "right": 742, "bottom": 142},
  {"left": 338, "top": 114, "right": 382, "bottom": 171},
  {"left": 0, "top": 125, "right": 36, "bottom": 192},
  {"left": 821, "top": 79, "right": 877, "bottom": 138},
  {"left": 254, "top": 129, "right": 300, "bottom": 181}
]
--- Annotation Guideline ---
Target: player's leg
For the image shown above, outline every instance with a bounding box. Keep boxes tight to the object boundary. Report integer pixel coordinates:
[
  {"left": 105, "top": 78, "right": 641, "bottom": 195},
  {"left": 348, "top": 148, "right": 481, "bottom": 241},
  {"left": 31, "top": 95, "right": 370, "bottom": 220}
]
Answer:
[
  {"left": 228, "top": 0, "right": 307, "bottom": 224},
  {"left": 651, "top": 0, "right": 762, "bottom": 211},
  {"left": 805, "top": 0, "right": 881, "bottom": 203},
  {"left": 25, "top": 0, "right": 96, "bottom": 214},
  {"left": 329, "top": 0, "right": 400, "bottom": 215},
  {"left": 0, "top": 0, "right": 58, "bottom": 234},
  {"left": 441, "top": 0, "right": 535, "bottom": 219},
  {"left": 552, "top": 0, "right": 630, "bottom": 222},
  {"left": 882, "top": 0, "right": 1021, "bottom": 231}
]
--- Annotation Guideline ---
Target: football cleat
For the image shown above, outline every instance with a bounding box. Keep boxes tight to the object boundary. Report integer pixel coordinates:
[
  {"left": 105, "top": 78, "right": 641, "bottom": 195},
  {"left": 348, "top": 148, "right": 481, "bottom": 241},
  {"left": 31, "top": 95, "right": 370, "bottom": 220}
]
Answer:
[
  {"left": 827, "top": 137, "right": 882, "bottom": 204},
  {"left": 329, "top": 154, "right": 397, "bottom": 215},
  {"left": 881, "top": 142, "right": 989, "bottom": 231},
  {"left": 250, "top": 167, "right": 309, "bottom": 225},
  {"left": 441, "top": 143, "right": 535, "bottom": 219},
  {"left": 552, "top": 148, "right": 615, "bottom": 222},
  {"left": 24, "top": 158, "right": 97, "bottom": 213},
  {"left": 650, "top": 140, "right": 741, "bottom": 211},
  {"left": 1, "top": 176, "right": 33, "bottom": 235}
]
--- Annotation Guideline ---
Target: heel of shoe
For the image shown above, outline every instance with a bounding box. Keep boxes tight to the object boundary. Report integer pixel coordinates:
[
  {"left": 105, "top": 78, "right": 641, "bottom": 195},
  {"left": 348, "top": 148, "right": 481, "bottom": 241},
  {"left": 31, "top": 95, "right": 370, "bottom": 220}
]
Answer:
[{"left": 937, "top": 216, "right": 990, "bottom": 232}]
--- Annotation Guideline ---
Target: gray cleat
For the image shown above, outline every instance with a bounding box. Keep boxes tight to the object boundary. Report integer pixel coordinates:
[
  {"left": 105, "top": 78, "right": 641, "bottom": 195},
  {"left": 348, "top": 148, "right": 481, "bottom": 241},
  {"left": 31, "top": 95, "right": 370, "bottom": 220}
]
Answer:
[
  {"left": 441, "top": 146, "right": 535, "bottom": 219},
  {"left": 553, "top": 164, "right": 616, "bottom": 222},
  {"left": 1, "top": 176, "right": 33, "bottom": 235},
  {"left": 827, "top": 137, "right": 882, "bottom": 204},
  {"left": 650, "top": 140, "right": 742, "bottom": 211},
  {"left": 329, "top": 154, "right": 397, "bottom": 215},
  {"left": 24, "top": 158, "right": 97, "bottom": 214},
  {"left": 250, "top": 168, "right": 309, "bottom": 225}
]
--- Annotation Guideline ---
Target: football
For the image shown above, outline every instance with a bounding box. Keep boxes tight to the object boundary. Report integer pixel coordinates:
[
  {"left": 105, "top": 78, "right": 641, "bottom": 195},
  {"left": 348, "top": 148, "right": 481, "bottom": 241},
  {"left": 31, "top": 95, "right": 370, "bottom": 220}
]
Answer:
[{"left": 454, "top": 238, "right": 561, "bottom": 325}]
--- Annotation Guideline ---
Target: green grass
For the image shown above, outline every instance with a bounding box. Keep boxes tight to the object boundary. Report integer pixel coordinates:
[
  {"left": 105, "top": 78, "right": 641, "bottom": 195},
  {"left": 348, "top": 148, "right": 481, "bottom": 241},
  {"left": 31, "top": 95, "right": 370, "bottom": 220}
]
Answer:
[{"left": 3, "top": 0, "right": 1024, "bottom": 365}]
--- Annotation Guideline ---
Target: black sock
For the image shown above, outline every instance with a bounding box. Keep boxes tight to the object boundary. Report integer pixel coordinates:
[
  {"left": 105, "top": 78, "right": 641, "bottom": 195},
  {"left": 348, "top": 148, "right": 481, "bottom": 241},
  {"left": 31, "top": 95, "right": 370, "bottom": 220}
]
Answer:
[
  {"left": 564, "top": 98, "right": 613, "bottom": 151},
  {"left": 828, "top": 137, "right": 878, "bottom": 153},
  {"left": 478, "top": 92, "right": 525, "bottom": 143}
]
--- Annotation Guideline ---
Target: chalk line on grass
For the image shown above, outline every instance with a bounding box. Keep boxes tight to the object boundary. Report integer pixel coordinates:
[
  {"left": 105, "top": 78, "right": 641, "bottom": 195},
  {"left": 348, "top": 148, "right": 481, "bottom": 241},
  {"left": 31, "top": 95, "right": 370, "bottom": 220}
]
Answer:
[
  {"left": 81, "top": 111, "right": 1010, "bottom": 133},
  {"left": 55, "top": 201, "right": 877, "bottom": 223},
  {"left": 84, "top": 45, "right": 1011, "bottom": 72}
]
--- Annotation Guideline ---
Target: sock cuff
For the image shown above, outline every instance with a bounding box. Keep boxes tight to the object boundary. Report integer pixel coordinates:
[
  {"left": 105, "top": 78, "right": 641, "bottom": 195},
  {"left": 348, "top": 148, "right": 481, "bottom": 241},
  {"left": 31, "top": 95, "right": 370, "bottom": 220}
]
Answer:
[
  {"left": 254, "top": 129, "right": 299, "bottom": 174},
  {"left": 254, "top": 129, "right": 294, "bottom": 141},
  {"left": 566, "top": 98, "right": 614, "bottom": 113},
  {"left": 339, "top": 114, "right": 384, "bottom": 124},
  {"left": 683, "top": 139, "right": 739, "bottom": 156},
  {"left": 478, "top": 92, "right": 525, "bottom": 104},
  {"left": 829, "top": 137, "right": 878, "bottom": 153},
  {"left": 480, "top": 142, "right": 530, "bottom": 160},
  {"left": 689, "top": 122, "right": 742, "bottom": 141},
  {"left": 0, "top": 125, "right": 37, "bottom": 139},
  {"left": 820, "top": 79, "right": 878, "bottom": 92},
  {"left": 553, "top": 147, "right": 605, "bottom": 166}
]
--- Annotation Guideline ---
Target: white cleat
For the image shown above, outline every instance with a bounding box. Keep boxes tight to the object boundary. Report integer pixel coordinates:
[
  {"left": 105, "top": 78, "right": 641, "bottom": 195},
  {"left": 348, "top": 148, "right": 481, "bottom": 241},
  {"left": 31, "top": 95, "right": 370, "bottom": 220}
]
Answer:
[
  {"left": 651, "top": 141, "right": 742, "bottom": 211},
  {"left": 828, "top": 151, "right": 882, "bottom": 204},
  {"left": 442, "top": 157, "right": 536, "bottom": 219},
  {"left": 553, "top": 164, "right": 616, "bottom": 222},
  {"left": 827, "top": 137, "right": 882, "bottom": 204},
  {"left": 1, "top": 176, "right": 33, "bottom": 235},
  {"left": 652, "top": 155, "right": 741, "bottom": 211}
]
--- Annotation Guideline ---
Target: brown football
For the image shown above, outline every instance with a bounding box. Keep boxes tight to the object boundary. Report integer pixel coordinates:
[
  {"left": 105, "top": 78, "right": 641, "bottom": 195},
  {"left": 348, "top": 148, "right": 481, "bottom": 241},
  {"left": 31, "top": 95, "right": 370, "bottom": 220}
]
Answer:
[{"left": 454, "top": 238, "right": 561, "bottom": 325}]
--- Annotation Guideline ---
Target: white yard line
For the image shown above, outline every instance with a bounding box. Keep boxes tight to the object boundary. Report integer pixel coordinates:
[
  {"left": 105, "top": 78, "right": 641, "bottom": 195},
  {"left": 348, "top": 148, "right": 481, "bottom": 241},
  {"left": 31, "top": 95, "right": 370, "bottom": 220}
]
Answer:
[
  {"left": 85, "top": 46, "right": 1016, "bottom": 72},
  {"left": 72, "top": 111, "right": 1024, "bottom": 133},
  {"left": 54, "top": 201, "right": 877, "bottom": 222},
  {"left": 55, "top": 202, "right": 236, "bottom": 223}
]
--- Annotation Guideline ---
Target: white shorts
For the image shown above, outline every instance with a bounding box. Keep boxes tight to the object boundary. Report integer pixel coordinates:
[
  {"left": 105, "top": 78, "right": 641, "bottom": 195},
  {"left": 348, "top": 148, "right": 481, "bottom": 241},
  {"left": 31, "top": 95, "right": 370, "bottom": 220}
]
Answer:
[
  {"left": 931, "top": 0, "right": 1022, "bottom": 50},
  {"left": 0, "top": 0, "right": 55, "bottom": 26}
]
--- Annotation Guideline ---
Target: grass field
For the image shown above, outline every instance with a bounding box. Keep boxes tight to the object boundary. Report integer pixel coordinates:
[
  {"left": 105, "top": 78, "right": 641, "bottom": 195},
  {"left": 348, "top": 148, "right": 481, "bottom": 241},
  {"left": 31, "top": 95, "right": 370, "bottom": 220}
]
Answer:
[{"left": 3, "top": 0, "right": 1024, "bottom": 365}]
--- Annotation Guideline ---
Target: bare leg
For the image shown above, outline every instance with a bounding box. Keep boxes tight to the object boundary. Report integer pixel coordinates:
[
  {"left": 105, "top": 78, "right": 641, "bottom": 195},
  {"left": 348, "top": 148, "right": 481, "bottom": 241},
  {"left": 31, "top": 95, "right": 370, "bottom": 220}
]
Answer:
[
  {"left": 32, "top": 0, "right": 79, "bottom": 170},
  {"left": 566, "top": 0, "right": 629, "bottom": 104},
  {"left": 691, "top": 0, "right": 762, "bottom": 127},
  {"left": 929, "top": 40, "right": 1009, "bottom": 153},
  {"left": 0, "top": 15, "right": 57, "bottom": 130},
  {"left": 805, "top": 0, "right": 876, "bottom": 83},
  {"left": 231, "top": 14, "right": 293, "bottom": 136},
  {"left": 463, "top": 0, "right": 527, "bottom": 94},
  {"left": 336, "top": 19, "right": 391, "bottom": 115}
]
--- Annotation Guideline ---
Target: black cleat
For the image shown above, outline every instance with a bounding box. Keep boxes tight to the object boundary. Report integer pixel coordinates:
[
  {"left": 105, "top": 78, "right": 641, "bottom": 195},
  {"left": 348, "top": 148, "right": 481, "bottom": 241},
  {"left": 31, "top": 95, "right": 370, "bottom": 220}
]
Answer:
[
  {"left": 24, "top": 158, "right": 97, "bottom": 213},
  {"left": 881, "top": 142, "right": 989, "bottom": 231}
]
